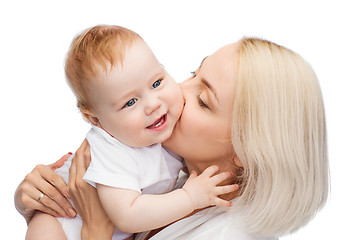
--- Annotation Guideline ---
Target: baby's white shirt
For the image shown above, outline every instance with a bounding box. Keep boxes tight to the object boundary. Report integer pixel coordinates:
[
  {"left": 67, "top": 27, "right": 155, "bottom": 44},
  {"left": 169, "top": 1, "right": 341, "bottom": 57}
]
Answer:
[
  {"left": 55, "top": 125, "right": 183, "bottom": 240},
  {"left": 83, "top": 125, "right": 183, "bottom": 194},
  {"left": 81, "top": 125, "right": 183, "bottom": 239}
]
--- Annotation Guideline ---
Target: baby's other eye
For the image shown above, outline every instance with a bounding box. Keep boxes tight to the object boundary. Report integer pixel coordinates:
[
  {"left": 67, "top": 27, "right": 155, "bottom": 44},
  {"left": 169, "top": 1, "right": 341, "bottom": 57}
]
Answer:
[
  {"left": 152, "top": 79, "right": 162, "bottom": 89},
  {"left": 124, "top": 98, "right": 137, "bottom": 108},
  {"left": 191, "top": 71, "right": 196, "bottom": 77}
]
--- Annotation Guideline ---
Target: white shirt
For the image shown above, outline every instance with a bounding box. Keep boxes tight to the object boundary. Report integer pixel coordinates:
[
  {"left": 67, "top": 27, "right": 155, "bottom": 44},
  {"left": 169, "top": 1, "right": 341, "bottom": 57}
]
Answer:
[
  {"left": 135, "top": 176, "right": 279, "bottom": 240},
  {"left": 136, "top": 207, "right": 278, "bottom": 240},
  {"left": 83, "top": 125, "right": 183, "bottom": 195},
  {"left": 56, "top": 125, "right": 183, "bottom": 240}
]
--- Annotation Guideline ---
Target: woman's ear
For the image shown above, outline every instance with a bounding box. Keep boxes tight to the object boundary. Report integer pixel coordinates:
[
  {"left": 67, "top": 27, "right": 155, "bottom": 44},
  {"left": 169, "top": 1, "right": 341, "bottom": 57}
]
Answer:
[
  {"left": 234, "top": 155, "right": 243, "bottom": 167},
  {"left": 81, "top": 109, "right": 101, "bottom": 127}
]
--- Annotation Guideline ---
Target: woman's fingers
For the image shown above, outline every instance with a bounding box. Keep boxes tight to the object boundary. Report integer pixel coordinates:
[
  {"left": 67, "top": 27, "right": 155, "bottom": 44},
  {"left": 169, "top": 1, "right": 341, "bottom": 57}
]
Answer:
[
  {"left": 27, "top": 172, "right": 74, "bottom": 217},
  {"left": 67, "top": 140, "right": 114, "bottom": 237},
  {"left": 84, "top": 144, "right": 91, "bottom": 167},
  {"left": 37, "top": 164, "right": 69, "bottom": 198},
  {"left": 21, "top": 192, "right": 60, "bottom": 217},
  {"left": 48, "top": 153, "right": 71, "bottom": 170},
  {"left": 26, "top": 164, "right": 75, "bottom": 215},
  {"left": 76, "top": 142, "right": 90, "bottom": 180},
  {"left": 21, "top": 179, "right": 66, "bottom": 217},
  {"left": 68, "top": 139, "right": 89, "bottom": 195},
  {"left": 68, "top": 154, "right": 77, "bottom": 194},
  {"left": 35, "top": 165, "right": 72, "bottom": 207},
  {"left": 14, "top": 155, "right": 76, "bottom": 223}
]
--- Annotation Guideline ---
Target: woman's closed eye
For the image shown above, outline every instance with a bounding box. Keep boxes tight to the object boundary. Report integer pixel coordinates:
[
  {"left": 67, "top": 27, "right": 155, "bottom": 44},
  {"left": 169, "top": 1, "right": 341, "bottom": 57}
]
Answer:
[{"left": 197, "top": 95, "right": 209, "bottom": 109}]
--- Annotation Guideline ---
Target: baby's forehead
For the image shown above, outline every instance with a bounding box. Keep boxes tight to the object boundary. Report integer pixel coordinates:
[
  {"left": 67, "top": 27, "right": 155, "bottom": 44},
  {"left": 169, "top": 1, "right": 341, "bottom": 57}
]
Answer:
[
  {"left": 91, "top": 38, "right": 142, "bottom": 75},
  {"left": 94, "top": 47, "right": 163, "bottom": 83}
]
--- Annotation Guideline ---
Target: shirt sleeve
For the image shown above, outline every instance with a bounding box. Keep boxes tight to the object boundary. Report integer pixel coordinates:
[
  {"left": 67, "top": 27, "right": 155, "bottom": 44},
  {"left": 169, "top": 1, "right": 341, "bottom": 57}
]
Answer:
[{"left": 83, "top": 127, "right": 141, "bottom": 192}]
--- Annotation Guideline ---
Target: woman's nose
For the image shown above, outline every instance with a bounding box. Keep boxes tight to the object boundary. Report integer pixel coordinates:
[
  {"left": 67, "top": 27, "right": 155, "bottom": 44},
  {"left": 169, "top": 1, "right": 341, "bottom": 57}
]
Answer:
[
  {"left": 178, "top": 77, "right": 194, "bottom": 97},
  {"left": 145, "top": 97, "right": 162, "bottom": 115}
]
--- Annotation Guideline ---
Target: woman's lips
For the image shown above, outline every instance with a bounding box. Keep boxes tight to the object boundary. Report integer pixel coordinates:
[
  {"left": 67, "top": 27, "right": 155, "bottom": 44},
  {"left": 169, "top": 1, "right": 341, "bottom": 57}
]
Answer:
[{"left": 147, "top": 114, "right": 167, "bottom": 131}]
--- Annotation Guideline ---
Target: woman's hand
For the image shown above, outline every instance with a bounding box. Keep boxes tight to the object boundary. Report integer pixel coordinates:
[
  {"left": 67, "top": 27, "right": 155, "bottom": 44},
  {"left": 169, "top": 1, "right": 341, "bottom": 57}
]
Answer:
[
  {"left": 68, "top": 139, "right": 114, "bottom": 240},
  {"left": 14, "top": 153, "right": 77, "bottom": 224}
]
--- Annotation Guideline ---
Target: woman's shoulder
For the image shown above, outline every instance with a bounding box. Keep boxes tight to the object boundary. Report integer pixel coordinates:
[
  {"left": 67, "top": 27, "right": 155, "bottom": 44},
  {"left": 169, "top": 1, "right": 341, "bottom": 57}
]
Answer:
[
  {"left": 191, "top": 207, "right": 278, "bottom": 240},
  {"left": 140, "top": 206, "right": 278, "bottom": 240}
]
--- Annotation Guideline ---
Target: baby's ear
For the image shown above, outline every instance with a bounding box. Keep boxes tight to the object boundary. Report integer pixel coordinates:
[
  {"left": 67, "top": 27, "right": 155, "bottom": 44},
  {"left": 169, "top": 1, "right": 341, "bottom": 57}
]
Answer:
[{"left": 81, "top": 109, "right": 101, "bottom": 127}]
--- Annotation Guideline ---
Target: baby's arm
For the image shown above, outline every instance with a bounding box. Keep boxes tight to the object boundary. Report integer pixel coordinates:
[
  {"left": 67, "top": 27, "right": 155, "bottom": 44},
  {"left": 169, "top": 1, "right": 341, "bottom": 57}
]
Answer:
[{"left": 97, "top": 165, "right": 238, "bottom": 233}]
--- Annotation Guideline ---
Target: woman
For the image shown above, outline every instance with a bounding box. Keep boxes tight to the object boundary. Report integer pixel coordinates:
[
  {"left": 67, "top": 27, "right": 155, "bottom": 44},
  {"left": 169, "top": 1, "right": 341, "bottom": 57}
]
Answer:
[{"left": 15, "top": 37, "right": 329, "bottom": 239}]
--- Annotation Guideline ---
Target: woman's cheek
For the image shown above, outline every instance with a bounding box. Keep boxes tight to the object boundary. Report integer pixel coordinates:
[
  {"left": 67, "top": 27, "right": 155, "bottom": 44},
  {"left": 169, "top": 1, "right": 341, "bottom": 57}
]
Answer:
[
  {"left": 181, "top": 108, "right": 203, "bottom": 138},
  {"left": 179, "top": 104, "right": 192, "bottom": 130}
]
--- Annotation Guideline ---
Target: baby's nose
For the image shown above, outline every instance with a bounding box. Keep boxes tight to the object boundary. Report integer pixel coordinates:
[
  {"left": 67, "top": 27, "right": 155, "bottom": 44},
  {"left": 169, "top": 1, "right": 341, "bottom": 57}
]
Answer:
[{"left": 145, "top": 97, "right": 162, "bottom": 115}]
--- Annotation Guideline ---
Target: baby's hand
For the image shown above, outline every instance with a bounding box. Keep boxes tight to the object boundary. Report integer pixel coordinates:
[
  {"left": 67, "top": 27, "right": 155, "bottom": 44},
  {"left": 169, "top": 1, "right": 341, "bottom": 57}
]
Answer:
[{"left": 182, "top": 165, "right": 238, "bottom": 210}]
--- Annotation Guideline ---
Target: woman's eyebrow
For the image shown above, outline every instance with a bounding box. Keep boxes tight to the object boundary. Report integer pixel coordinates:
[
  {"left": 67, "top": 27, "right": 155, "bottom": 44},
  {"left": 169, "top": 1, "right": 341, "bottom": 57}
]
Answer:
[
  {"left": 200, "top": 56, "right": 208, "bottom": 67},
  {"left": 201, "top": 78, "right": 219, "bottom": 104},
  {"left": 195, "top": 56, "right": 208, "bottom": 74}
]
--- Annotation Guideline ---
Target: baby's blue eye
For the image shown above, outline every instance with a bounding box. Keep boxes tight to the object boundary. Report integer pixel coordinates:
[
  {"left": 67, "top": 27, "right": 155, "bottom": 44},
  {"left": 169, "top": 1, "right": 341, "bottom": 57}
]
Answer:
[
  {"left": 152, "top": 79, "right": 162, "bottom": 89},
  {"left": 125, "top": 98, "right": 137, "bottom": 107}
]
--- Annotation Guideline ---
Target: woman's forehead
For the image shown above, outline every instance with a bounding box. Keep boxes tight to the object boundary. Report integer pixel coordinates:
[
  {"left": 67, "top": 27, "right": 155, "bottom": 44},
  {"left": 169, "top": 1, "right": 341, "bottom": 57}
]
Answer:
[
  {"left": 203, "top": 41, "right": 239, "bottom": 75},
  {"left": 213, "top": 41, "right": 239, "bottom": 58},
  {"left": 200, "top": 42, "right": 238, "bottom": 110}
]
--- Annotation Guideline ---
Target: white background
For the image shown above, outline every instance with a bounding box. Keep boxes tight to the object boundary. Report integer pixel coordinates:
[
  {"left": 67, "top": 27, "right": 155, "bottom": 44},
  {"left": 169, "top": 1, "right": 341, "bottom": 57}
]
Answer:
[{"left": 1, "top": 0, "right": 346, "bottom": 239}]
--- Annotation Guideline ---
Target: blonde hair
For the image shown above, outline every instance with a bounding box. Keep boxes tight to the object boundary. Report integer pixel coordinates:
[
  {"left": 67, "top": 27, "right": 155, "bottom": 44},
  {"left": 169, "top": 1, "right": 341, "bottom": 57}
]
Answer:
[
  {"left": 232, "top": 37, "right": 329, "bottom": 237},
  {"left": 65, "top": 25, "right": 141, "bottom": 111}
]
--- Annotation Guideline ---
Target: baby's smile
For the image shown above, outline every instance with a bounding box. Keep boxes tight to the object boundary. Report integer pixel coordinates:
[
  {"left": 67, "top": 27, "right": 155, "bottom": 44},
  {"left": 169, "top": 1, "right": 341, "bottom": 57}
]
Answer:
[{"left": 147, "top": 113, "right": 167, "bottom": 131}]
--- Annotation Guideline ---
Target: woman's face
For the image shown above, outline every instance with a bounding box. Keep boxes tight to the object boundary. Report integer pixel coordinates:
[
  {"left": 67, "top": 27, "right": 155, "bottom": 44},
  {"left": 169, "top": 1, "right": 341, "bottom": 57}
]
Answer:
[{"left": 164, "top": 42, "right": 239, "bottom": 173}]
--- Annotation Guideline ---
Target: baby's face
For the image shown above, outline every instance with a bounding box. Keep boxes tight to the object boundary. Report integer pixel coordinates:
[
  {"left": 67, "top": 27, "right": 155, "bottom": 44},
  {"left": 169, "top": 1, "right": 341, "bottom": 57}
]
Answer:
[{"left": 87, "top": 40, "right": 183, "bottom": 147}]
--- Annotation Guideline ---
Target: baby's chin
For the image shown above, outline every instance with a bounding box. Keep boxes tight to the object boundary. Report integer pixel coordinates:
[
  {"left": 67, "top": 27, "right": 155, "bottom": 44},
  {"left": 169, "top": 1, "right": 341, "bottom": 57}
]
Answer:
[
  {"left": 157, "top": 127, "right": 175, "bottom": 146},
  {"left": 159, "top": 128, "right": 175, "bottom": 144},
  {"left": 161, "top": 130, "right": 176, "bottom": 149}
]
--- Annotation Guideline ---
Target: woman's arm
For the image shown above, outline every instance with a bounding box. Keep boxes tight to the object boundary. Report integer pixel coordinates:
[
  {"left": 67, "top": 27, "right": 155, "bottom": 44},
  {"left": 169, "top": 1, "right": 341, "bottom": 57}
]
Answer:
[
  {"left": 97, "top": 166, "right": 237, "bottom": 233},
  {"left": 14, "top": 153, "right": 76, "bottom": 223},
  {"left": 68, "top": 140, "right": 114, "bottom": 240}
]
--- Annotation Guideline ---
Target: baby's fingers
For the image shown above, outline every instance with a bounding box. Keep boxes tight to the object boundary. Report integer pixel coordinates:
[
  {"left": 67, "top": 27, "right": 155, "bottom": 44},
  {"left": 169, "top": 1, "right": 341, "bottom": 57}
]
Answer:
[
  {"left": 200, "top": 165, "right": 220, "bottom": 178},
  {"left": 211, "top": 171, "right": 232, "bottom": 185},
  {"left": 215, "top": 184, "right": 239, "bottom": 196},
  {"left": 213, "top": 198, "right": 232, "bottom": 207},
  {"left": 186, "top": 170, "right": 198, "bottom": 182}
]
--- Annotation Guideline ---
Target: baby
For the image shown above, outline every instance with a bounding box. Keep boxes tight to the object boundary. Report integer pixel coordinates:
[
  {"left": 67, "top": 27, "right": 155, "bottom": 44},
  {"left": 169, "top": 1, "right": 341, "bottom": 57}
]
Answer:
[{"left": 28, "top": 25, "right": 237, "bottom": 240}]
